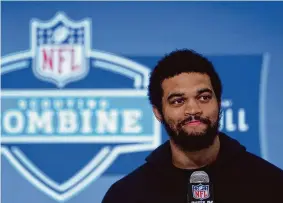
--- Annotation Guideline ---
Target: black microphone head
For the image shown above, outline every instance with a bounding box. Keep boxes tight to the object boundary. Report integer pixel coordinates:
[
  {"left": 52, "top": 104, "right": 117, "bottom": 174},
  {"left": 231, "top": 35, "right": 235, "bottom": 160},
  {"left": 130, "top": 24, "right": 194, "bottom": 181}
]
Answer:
[{"left": 189, "top": 171, "right": 210, "bottom": 183}]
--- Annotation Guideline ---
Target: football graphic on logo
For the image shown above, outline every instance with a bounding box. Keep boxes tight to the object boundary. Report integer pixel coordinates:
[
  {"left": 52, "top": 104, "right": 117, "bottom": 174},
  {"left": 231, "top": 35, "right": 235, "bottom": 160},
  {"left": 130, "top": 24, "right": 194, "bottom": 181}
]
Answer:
[{"left": 52, "top": 26, "right": 69, "bottom": 43}]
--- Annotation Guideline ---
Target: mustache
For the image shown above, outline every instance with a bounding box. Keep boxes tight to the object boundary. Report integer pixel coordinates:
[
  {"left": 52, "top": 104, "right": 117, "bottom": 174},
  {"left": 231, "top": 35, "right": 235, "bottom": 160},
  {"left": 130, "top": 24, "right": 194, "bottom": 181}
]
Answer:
[{"left": 177, "top": 115, "right": 211, "bottom": 128}]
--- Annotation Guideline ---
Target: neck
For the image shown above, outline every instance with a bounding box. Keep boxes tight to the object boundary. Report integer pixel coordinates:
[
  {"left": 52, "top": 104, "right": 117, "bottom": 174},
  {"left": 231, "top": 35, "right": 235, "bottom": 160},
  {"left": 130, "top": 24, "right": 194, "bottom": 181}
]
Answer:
[{"left": 170, "top": 135, "right": 220, "bottom": 170}]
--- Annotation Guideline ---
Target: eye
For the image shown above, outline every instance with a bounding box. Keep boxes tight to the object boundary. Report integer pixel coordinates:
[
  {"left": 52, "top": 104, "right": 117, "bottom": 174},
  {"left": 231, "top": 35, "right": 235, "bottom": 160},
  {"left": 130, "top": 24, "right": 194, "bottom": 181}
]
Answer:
[
  {"left": 199, "top": 95, "right": 212, "bottom": 102},
  {"left": 171, "top": 98, "right": 185, "bottom": 105}
]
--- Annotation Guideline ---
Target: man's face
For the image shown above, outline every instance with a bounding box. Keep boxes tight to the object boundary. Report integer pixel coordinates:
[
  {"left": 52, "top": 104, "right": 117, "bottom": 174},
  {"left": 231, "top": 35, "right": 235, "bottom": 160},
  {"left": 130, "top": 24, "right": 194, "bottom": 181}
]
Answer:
[{"left": 154, "top": 72, "right": 220, "bottom": 152}]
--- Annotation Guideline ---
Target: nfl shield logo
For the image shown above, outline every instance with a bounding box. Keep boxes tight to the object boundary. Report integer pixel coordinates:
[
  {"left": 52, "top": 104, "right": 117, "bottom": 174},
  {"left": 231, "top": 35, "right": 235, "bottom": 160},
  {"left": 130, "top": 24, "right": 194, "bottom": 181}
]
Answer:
[
  {"left": 192, "top": 184, "right": 210, "bottom": 200},
  {"left": 1, "top": 12, "right": 160, "bottom": 202},
  {"left": 32, "top": 13, "right": 90, "bottom": 87}
]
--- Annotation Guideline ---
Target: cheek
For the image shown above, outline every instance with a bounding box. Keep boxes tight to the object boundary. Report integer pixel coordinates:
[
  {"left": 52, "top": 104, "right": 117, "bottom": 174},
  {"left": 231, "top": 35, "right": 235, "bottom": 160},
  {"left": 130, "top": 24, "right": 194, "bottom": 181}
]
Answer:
[
  {"left": 163, "top": 107, "right": 184, "bottom": 126},
  {"left": 208, "top": 107, "right": 219, "bottom": 122},
  {"left": 163, "top": 111, "right": 181, "bottom": 130},
  {"left": 166, "top": 119, "right": 176, "bottom": 129}
]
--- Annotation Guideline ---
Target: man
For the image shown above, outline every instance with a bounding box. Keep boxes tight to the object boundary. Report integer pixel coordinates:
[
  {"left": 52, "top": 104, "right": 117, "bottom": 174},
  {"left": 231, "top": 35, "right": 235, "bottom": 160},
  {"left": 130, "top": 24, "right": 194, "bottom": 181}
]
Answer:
[{"left": 102, "top": 49, "right": 283, "bottom": 203}]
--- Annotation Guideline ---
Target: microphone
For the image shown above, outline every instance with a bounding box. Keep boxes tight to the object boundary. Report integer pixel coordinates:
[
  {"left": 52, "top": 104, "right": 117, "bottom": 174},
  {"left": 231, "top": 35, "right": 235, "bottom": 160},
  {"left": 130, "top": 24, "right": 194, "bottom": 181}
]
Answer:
[{"left": 187, "top": 171, "right": 215, "bottom": 203}]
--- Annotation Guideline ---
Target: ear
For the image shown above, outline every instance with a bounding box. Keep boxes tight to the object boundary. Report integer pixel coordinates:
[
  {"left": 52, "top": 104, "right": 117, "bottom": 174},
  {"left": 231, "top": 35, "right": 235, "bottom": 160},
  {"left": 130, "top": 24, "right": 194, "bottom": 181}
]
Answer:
[{"left": 152, "top": 106, "right": 163, "bottom": 122}]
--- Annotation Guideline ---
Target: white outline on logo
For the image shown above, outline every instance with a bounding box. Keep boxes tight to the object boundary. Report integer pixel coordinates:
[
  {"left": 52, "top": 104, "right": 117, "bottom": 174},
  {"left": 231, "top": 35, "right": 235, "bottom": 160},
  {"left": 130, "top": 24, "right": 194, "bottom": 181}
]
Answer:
[
  {"left": 1, "top": 12, "right": 160, "bottom": 202},
  {"left": 259, "top": 53, "right": 270, "bottom": 161},
  {"left": 11, "top": 146, "right": 111, "bottom": 192}
]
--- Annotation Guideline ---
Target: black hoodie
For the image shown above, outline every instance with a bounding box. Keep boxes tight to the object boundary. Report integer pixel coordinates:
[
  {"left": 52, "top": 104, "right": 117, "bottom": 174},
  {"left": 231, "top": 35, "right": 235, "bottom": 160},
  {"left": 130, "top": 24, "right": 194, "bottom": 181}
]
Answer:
[{"left": 102, "top": 133, "right": 283, "bottom": 203}]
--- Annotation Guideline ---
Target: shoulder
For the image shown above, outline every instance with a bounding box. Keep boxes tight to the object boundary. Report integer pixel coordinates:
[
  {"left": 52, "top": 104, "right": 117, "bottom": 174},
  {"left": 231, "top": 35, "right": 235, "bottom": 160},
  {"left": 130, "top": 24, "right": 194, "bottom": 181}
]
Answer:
[
  {"left": 245, "top": 152, "right": 282, "bottom": 171},
  {"left": 101, "top": 163, "right": 151, "bottom": 203},
  {"left": 237, "top": 151, "right": 283, "bottom": 181}
]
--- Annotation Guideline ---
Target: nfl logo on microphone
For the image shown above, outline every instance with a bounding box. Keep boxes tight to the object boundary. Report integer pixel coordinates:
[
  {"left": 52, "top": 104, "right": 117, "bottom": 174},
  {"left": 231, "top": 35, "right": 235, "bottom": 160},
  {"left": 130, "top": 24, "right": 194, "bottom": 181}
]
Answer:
[
  {"left": 192, "top": 184, "right": 210, "bottom": 201},
  {"left": 1, "top": 12, "right": 161, "bottom": 202}
]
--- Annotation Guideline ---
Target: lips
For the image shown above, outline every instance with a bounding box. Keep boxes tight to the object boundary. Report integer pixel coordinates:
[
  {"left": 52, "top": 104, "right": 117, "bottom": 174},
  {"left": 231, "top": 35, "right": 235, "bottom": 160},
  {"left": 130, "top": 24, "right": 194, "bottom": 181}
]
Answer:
[
  {"left": 184, "top": 120, "right": 202, "bottom": 126},
  {"left": 178, "top": 116, "right": 210, "bottom": 129}
]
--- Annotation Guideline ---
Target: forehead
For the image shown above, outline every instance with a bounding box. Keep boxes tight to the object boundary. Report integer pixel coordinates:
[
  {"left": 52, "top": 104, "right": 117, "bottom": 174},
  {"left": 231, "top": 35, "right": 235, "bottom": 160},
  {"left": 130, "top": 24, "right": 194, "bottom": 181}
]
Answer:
[{"left": 161, "top": 72, "right": 213, "bottom": 96}]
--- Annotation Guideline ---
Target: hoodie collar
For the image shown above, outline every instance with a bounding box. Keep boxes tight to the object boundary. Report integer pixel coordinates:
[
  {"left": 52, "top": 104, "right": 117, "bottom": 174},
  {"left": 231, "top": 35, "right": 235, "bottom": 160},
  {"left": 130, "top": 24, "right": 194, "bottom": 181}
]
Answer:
[{"left": 145, "top": 132, "right": 246, "bottom": 170}]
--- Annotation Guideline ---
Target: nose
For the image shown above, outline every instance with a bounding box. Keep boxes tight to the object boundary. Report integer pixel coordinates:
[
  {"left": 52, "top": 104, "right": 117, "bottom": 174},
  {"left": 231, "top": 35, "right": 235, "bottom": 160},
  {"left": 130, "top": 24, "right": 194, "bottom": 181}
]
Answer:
[{"left": 184, "top": 99, "right": 202, "bottom": 116}]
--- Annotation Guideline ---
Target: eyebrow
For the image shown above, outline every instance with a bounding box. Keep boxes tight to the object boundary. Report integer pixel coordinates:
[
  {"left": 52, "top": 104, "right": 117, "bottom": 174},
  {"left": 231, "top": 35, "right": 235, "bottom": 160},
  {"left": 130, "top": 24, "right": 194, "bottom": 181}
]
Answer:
[
  {"left": 167, "top": 88, "right": 213, "bottom": 101},
  {"left": 197, "top": 88, "right": 213, "bottom": 95},
  {"left": 167, "top": 93, "right": 185, "bottom": 101}
]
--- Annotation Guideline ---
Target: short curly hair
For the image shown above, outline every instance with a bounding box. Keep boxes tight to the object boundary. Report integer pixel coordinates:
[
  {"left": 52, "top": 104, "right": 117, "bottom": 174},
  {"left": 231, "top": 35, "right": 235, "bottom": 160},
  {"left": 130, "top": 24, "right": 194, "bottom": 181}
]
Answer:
[{"left": 148, "top": 49, "right": 222, "bottom": 113}]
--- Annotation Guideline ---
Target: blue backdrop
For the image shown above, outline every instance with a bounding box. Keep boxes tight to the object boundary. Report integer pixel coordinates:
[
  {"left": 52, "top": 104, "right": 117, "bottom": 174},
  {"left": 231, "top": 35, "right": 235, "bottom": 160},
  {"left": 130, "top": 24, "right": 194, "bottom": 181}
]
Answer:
[{"left": 1, "top": 2, "right": 283, "bottom": 203}]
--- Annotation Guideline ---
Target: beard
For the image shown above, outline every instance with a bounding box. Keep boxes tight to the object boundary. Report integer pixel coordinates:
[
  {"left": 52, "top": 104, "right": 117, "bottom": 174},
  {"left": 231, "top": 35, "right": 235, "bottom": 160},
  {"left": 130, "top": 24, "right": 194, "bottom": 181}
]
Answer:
[{"left": 162, "top": 113, "right": 220, "bottom": 152}]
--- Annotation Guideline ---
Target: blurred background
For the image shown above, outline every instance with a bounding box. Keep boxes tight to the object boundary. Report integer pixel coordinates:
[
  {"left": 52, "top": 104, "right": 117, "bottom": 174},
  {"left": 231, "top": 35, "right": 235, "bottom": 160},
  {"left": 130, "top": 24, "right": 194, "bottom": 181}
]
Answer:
[{"left": 1, "top": 1, "right": 283, "bottom": 203}]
